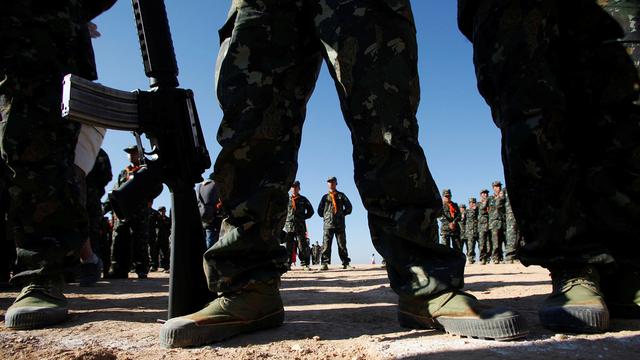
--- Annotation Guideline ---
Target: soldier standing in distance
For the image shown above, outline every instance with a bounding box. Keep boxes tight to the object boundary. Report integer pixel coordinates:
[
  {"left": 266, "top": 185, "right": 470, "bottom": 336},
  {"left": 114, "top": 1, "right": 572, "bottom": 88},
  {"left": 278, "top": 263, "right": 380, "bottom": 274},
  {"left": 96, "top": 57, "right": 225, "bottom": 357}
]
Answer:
[
  {"left": 108, "top": 146, "right": 151, "bottom": 279},
  {"left": 2, "top": 1, "right": 117, "bottom": 329},
  {"left": 477, "top": 189, "right": 492, "bottom": 265},
  {"left": 464, "top": 198, "right": 479, "bottom": 264},
  {"left": 488, "top": 181, "right": 506, "bottom": 264},
  {"left": 318, "top": 177, "right": 353, "bottom": 270},
  {"left": 284, "top": 181, "right": 314, "bottom": 270},
  {"left": 503, "top": 189, "right": 520, "bottom": 264},
  {"left": 148, "top": 206, "right": 161, "bottom": 272},
  {"left": 440, "top": 189, "right": 462, "bottom": 253},
  {"left": 459, "top": 203, "right": 467, "bottom": 256},
  {"left": 161, "top": 0, "right": 528, "bottom": 347},
  {"left": 459, "top": 0, "right": 640, "bottom": 333},
  {"left": 197, "top": 173, "right": 223, "bottom": 249},
  {"left": 155, "top": 206, "right": 171, "bottom": 272}
]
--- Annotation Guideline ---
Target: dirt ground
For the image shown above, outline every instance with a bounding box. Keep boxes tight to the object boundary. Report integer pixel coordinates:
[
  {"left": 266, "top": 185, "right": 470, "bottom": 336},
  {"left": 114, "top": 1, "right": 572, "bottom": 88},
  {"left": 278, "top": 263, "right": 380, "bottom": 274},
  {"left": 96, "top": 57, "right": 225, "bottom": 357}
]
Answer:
[{"left": 1, "top": 263, "right": 639, "bottom": 360}]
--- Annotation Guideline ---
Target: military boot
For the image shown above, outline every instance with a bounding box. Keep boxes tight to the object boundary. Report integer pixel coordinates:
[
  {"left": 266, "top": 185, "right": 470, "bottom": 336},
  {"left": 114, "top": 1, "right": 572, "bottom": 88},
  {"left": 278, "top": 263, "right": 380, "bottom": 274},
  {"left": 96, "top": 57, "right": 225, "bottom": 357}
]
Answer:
[
  {"left": 602, "top": 269, "right": 640, "bottom": 319},
  {"left": 398, "top": 290, "right": 528, "bottom": 341},
  {"left": 539, "top": 265, "right": 609, "bottom": 333},
  {"left": 5, "top": 280, "right": 69, "bottom": 329},
  {"left": 320, "top": 264, "right": 329, "bottom": 271},
  {"left": 160, "top": 279, "right": 284, "bottom": 348}
]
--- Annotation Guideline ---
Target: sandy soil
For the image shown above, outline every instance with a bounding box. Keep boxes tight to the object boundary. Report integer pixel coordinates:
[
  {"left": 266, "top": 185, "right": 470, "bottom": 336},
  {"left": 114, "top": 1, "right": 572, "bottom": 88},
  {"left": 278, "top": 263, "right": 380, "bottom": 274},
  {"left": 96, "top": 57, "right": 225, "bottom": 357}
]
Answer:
[{"left": 1, "top": 264, "right": 639, "bottom": 359}]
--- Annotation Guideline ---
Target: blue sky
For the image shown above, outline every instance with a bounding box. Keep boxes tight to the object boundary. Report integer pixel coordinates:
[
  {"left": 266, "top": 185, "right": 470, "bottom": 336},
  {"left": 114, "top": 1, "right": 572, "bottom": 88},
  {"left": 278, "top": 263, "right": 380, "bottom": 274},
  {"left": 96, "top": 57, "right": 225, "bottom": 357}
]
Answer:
[{"left": 92, "top": 1, "right": 504, "bottom": 264}]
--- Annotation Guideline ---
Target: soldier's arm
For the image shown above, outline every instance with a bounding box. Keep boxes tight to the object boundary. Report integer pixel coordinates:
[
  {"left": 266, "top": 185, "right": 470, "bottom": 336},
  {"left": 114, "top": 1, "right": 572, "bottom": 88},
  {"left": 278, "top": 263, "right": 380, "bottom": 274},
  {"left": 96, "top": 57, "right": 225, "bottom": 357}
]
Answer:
[
  {"left": 317, "top": 195, "right": 326, "bottom": 217},
  {"left": 342, "top": 193, "right": 353, "bottom": 215},
  {"left": 303, "top": 197, "right": 314, "bottom": 220}
]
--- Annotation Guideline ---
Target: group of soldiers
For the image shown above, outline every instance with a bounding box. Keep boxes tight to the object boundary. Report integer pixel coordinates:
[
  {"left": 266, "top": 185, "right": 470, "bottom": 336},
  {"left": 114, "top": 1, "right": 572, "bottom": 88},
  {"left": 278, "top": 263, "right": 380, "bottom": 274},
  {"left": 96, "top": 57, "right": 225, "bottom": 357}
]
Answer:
[
  {"left": 282, "top": 177, "right": 354, "bottom": 271},
  {"left": 439, "top": 181, "right": 523, "bottom": 265},
  {"left": 2, "top": 0, "right": 638, "bottom": 350}
]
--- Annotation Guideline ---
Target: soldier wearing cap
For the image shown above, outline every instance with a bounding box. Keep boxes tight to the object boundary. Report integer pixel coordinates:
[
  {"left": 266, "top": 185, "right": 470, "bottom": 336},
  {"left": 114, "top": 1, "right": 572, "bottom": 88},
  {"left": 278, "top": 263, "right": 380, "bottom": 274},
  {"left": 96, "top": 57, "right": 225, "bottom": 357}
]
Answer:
[
  {"left": 108, "top": 145, "right": 151, "bottom": 279},
  {"left": 318, "top": 177, "right": 352, "bottom": 270},
  {"left": 488, "top": 181, "right": 506, "bottom": 264},
  {"left": 478, "top": 189, "right": 492, "bottom": 264},
  {"left": 440, "top": 189, "right": 462, "bottom": 253},
  {"left": 464, "top": 197, "right": 479, "bottom": 264},
  {"left": 284, "top": 181, "right": 314, "bottom": 270}
]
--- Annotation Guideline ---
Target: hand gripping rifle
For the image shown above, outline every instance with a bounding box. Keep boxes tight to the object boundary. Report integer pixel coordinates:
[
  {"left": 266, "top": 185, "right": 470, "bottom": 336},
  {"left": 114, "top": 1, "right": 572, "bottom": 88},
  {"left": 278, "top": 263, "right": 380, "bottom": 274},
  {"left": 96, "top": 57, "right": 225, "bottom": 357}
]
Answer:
[{"left": 62, "top": 0, "right": 211, "bottom": 318}]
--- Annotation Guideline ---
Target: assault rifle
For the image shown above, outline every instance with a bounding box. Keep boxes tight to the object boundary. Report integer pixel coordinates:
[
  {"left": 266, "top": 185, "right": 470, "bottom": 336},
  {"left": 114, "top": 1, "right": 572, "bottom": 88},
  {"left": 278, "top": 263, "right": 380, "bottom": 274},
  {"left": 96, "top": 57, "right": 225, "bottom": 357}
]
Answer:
[{"left": 61, "top": 0, "right": 211, "bottom": 318}]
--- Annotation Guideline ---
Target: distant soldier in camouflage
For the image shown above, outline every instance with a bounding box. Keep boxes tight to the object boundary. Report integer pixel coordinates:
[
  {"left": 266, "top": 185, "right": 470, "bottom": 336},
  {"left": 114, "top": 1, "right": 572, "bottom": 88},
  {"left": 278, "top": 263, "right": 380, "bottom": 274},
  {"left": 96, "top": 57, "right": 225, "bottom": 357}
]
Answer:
[
  {"left": 108, "top": 146, "right": 151, "bottom": 279},
  {"left": 459, "top": 203, "right": 467, "bottom": 255},
  {"left": 318, "top": 177, "right": 353, "bottom": 270},
  {"left": 2, "top": 0, "right": 116, "bottom": 329},
  {"left": 477, "top": 189, "right": 491, "bottom": 265},
  {"left": 284, "top": 181, "right": 314, "bottom": 270},
  {"left": 503, "top": 189, "right": 520, "bottom": 264},
  {"left": 464, "top": 198, "right": 479, "bottom": 264},
  {"left": 488, "top": 181, "right": 506, "bottom": 264},
  {"left": 155, "top": 206, "right": 171, "bottom": 272},
  {"left": 161, "top": 0, "right": 527, "bottom": 347},
  {"left": 440, "top": 189, "right": 462, "bottom": 253},
  {"left": 460, "top": 0, "right": 640, "bottom": 333},
  {"left": 148, "top": 206, "right": 161, "bottom": 272}
]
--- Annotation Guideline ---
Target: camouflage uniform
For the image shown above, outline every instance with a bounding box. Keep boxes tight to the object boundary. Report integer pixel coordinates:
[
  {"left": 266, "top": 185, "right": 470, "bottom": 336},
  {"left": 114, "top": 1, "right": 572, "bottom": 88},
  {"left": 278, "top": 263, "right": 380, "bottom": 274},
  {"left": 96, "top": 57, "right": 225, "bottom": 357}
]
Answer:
[
  {"left": 150, "top": 208, "right": 171, "bottom": 270},
  {"left": 318, "top": 190, "right": 352, "bottom": 266},
  {"left": 459, "top": 0, "right": 640, "bottom": 272},
  {"left": 207, "top": 0, "right": 465, "bottom": 297},
  {"left": 488, "top": 188, "right": 506, "bottom": 263},
  {"left": 148, "top": 207, "right": 160, "bottom": 270},
  {"left": 477, "top": 192, "right": 492, "bottom": 264},
  {"left": 86, "top": 149, "right": 112, "bottom": 258},
  {"left": 284, "top": 193, "right": 314, "bottom": 267},
  {"left": 110, "top": 166, "right": 150, "bottom": 277},
  {"left": 0, "top": 1, "right": 115, "bottom": 285},
  {"left": 464, "top": 198, "right": 479, "bottom": 263},
  {"left": 503, "top": 189, "right": 521, "bottom": 262},
  {"left": 440, "top": 192, "right": 462, "bottom": 253},
  {"left": 459, "top": 205, "right": 467, "bottom": 254}
]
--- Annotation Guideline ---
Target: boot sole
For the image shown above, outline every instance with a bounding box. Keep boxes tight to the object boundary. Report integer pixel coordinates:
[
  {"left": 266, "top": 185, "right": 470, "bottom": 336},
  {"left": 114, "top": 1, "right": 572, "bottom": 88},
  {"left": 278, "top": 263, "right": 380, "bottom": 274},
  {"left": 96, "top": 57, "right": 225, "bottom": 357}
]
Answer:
[
  {"left": 5, "top": 307, "right": 69, "bottom": 330},
  {"left": 398, "top": 310, "right": 528, "bottom": 341},
  {"left": 160, "top": 309, "right": 285, "bottom": 348},
  {"left": 539, "top": 306, "right": 609, "bottom": 333}
]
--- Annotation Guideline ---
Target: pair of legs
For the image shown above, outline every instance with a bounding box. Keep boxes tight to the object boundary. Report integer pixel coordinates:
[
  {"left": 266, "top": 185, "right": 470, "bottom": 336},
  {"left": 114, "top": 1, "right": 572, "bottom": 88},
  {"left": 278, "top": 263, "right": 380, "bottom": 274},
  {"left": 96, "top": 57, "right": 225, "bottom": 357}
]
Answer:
[
  {"left": 465, "top": 0, "right": 640, "bottom": 331},
  {"left": 110, "top": 215, "right": 150, "bottom": 277},
  {"left": 286, "top": 230, "right": 310, "bottom": 267},
  {"left": 465, "top": 236, "right": 478, "bottom": 263},
  {"left": 478, "top": 229, "right": 492, "bottom": 263},
  {"left": 490, "top": 227, "right": 505, "bottom": 263},
  {"left": 321, "top": 228, "right": 350, "bottom": 266}
]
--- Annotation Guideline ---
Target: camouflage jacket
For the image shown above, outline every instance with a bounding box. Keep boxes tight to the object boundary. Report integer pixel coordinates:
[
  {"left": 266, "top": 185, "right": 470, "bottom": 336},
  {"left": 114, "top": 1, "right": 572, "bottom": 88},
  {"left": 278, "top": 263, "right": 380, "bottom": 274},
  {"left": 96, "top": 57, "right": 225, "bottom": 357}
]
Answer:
[
  {"left": 488, "top": 193, "right": 506, "bottom": 230},
  {"left": 464, "top": 207, "right": 479, "bottom": 239},
  {"left": 317, "top": 191, "right": 352, "bottom": 230},
  {"left": 478, "top": 198, "right": 490, "bottom": 232},
  {"left": 440, "top": 201, "right": 461, "bottom": 235},
  {"left": 1, "top": 1, "right": 117, "bottom": 82},
  {"left": 284, "top": 194, "right": 314, "bottom": 233}
]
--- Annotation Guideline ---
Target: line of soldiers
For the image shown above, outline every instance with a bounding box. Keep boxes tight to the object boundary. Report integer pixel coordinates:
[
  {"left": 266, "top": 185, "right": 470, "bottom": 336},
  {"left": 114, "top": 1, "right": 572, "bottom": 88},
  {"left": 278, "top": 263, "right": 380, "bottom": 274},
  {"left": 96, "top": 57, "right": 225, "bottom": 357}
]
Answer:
[
  {"left": 440, "top": 181, "right": 523, "bottom": 265},
  {"left": 283, "top": 177, "right": 353, "bottom": 271}
]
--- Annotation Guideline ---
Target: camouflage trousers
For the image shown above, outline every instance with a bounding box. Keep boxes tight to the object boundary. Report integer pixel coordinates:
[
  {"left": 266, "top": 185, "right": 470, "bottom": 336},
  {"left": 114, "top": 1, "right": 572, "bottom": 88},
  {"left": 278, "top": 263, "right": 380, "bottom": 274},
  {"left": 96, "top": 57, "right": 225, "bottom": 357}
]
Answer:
[
  {"left": 441, "top": 232, "right": 462, "bottom": 254},
  {"left": 285, "top": 229, "right": 310, "bottom": 267},
  {"left": 490, "top": 227, "right": 505, "bottom": 262},
  {"left": 0, "top": 75, "right": 87, "bottom": 285},
  {"left": 205, "top": 0, "right": 465, "bottom": 296},
  {"left": 478, "top": 228, "right": 492, "bottom": 263},
  {"left": 464, "top": 236, "right": 478, "bottom": 262},
  {"left": 469, "top": 0, "right": 640, "bottom": 271},
  {"left": 322, "top": 228, "right": 350, "bottom": 266},
  {"left": 504, "top": 219, "right": 521, "bottom": 262},
  {"left": 110, "top": 214, "right": 150, "bottom": 276}
]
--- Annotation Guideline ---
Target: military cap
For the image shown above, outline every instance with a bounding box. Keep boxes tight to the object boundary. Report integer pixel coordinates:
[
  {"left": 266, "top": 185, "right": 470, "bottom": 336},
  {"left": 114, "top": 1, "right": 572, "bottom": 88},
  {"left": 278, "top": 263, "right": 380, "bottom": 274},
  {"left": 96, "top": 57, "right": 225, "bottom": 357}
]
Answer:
[
  {"left": 123, "top": 145, "right": 139, "bottom": 154},
  {"left": 480, "top": 189, "right": 489, "bottom": 194},
  {"left": 292, "top": 180, "right": 301, "bottom": 188},
  {"left": 492, "top": 180, "right": 503, "bottom": 187},
  {"left": 327, "top": 176, "right": 337, "bottom": 183},
  {"left": 459, "top": 203, "right": 467, "bottom": 208},
  {"left": 442, "top": 189, "right": 452, "bottom": 197},
  {"left": 158, "top": 206, "right": 166, "bottom": 211},
  {"left": 469, "top": 197, "right": 477, "bottom": 203}
]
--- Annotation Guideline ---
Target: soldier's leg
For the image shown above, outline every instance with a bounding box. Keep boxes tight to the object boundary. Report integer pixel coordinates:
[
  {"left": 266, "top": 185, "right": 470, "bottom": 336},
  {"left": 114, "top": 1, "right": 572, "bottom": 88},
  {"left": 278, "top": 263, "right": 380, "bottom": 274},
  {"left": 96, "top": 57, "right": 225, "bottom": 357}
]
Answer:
[
  {"left": 468, "top": 236, "right": 478, "bottom": 263},
  {"left": 296, "top": 231, "right": 310, "bottom": 267},
  {"left": 284, "top": 231, "right": 295, "bottom": 266},
  {"left": 314, "top": 0, "right": 525, "bottom": 340},
  {"left": 490, "top": 228, "right": 501, "bottom": 263},
  {"left": 321, "top": 229, "right": 334, "bottom": 265},
  {"left": 452, "top": 234, "right": 463, "bottom": 254},
  {"left": 130, "top": 212, "right": 150, "bottom": 277},
  {"left": 335, "top": 229, "right": 351, "bottom": 267},
  {"left": 504, "top": 225, "right": 518, "bottom": 262},
  {"left": 109, "top": 220, "right": 132, "bottom": 278},
  {"left": 468, "top": 0, "right": 640, "bottom": 331},
  {"left": 158, "top": 234, "right": 170, "bottom": 270},
  {"left": 149, "top": 232, "right": 159, "bottom": 270},
  {"left": 161, "top": 1, "right": 325, "bottom": 348}
]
